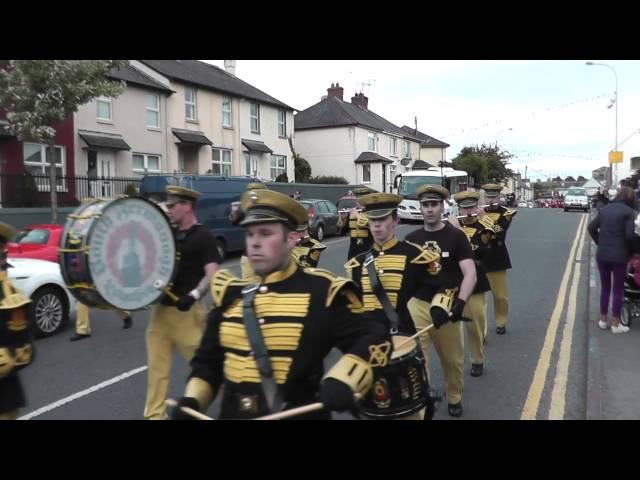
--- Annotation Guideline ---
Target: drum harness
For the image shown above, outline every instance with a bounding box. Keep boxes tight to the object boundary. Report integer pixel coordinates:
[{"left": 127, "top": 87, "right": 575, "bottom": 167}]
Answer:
[
  {"left": 240, "top": 284, "right": 285, "bottom": 414},
  {"left": 364, "top": 253, "right": 399, "bottom": 335}
]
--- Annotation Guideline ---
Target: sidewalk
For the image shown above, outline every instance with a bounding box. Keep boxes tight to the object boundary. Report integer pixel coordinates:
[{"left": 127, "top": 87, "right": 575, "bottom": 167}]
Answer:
[{"left": 586, "top": 210, "right": 640, "bottom": 420}]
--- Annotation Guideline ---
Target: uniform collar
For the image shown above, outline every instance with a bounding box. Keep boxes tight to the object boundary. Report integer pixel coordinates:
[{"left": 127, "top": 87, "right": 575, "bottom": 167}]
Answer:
[
  {"left": 373, "top": 236, "right": 398, "bottom": 252},
  {"left": 260, "top": 259, "right": 298, "bottom": 284}
]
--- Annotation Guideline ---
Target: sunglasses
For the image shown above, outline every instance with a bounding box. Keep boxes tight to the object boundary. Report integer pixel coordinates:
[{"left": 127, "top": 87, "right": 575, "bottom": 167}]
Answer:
[{"left": 420, "top": 200, "right": 441, "bottom": 208}]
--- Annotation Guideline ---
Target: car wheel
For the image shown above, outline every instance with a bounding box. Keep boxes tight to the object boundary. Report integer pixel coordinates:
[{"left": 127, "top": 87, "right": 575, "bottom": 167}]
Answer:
[
  {"left": 29, "top": 286, "right": 69, "bottom": 337},
  {"left": 316, "top": 225, "right": 324, "bottom": 241},
  {"left": 564, "top": 208, "right": 568, "bottom": 212},
  {"left": 216, "top": 238, "right": 226, "bottom": 261}
]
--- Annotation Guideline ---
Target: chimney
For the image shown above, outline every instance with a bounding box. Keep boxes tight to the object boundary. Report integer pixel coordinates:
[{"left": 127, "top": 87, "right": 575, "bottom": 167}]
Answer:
[
  {"left": 351, "top": 92, "right": 369, "bottom": 110},
  {"left": 326, "top": 82, "right": 344, "bottom": 100},
  {"left": 224, "top": 60, "right": 236, "bottom": 76}
]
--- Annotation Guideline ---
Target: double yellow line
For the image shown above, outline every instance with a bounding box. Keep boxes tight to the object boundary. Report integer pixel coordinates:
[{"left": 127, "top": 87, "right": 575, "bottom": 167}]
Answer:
[{"left": 520, "top": 213, "right": 588, "bottom": 420}]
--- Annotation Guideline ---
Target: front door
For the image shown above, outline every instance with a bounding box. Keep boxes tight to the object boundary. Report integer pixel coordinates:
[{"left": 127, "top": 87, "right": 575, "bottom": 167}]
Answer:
[{"left": 90, "top": 151, "right": 116, "bottom": 198}]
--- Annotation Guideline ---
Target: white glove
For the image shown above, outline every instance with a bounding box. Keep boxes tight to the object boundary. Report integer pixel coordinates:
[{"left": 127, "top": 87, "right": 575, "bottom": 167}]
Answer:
[{"left": 635, "top": 213, "right": 640, "bottom": 236}]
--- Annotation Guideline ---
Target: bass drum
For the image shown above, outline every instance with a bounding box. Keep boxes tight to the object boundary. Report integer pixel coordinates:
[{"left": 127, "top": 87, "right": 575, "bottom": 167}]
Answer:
[{"left": 60, "top": 197, "right": 177, "bottom": 311}]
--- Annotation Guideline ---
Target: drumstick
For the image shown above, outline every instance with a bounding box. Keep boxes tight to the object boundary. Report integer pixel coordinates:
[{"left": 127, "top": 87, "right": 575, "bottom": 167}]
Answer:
[
  {"left": 165, "top": 399, "right": 214, "bottom": 421},
  {"left": 154, "top": 280, "right": 179, "bottom": 303},
  {"left": 396, "top": 324, "right": 435, "bottom": 349},
  {"left": 254, "top": 393, "right": 364, "bottom": 421}
]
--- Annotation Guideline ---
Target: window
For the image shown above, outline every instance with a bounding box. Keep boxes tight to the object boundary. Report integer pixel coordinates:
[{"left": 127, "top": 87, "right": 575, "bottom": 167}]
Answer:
[
  {"left": 212, "top": 148, "right": 233, "bottom": 176},
  {"left": 278, "top": 110, "right": 286, "bottom": 138},
  {"left": 362, "top": 164, "right": 371, "bottom": 183},
  {"left": 244, "top": 152, "right": 252, "bottom": 175},
  {"left": 132, "top": 153, "right": 161, "bottom": 173},
  {"left": 146, "top": 94, "right": 160, "bottom": 128},
  {"left": 185, "top": 87, "right": 197, "bottom": 120},
  {"left": 270, "top": 155, "right": 286, "bottom": 180},
  {"left": 389, "top": 165, "right": 397, "bottom": 189},
  {"left": 367, "top": 132, "right": 378, "bottom": 152},
  {"left": 317, "top": 201, "right": 329, "bottom": 213},
  {"left": 16, "top": 229, "right": 49, "bottom": 245},
  {"left": 23, "top": 143, "right": 66, "bottom": 191},
  {"left": 404, "top": 140, "right": 410, "bottom": 158},
  {"left": 96, "top": 96, "right": 112, "bottom": 121},
  {"left": 390, "top": 138, "right": 397, "bottom": 157},
  {"left": 250, "top": 103, "right": 260, "bottom": 133},
  {"left": 222, "top": 97, "right": 232, "bottom": 127}
]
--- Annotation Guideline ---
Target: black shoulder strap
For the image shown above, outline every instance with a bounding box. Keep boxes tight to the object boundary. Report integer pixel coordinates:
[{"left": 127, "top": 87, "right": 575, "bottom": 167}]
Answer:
[
  {"left": 241, "top": 284, "right": 284, "bottom": 413},
  {"left": 364, "top": 253, "right": 399, "bottom": 334}
]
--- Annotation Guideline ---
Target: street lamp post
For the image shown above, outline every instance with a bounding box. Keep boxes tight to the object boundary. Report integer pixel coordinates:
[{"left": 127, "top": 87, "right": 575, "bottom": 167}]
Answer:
[
  {"left": 586, "top": 61, "right": 618, "bottom": 189},
  {"left": 495, "top": 127, "right": 513, "bottom": 147}
]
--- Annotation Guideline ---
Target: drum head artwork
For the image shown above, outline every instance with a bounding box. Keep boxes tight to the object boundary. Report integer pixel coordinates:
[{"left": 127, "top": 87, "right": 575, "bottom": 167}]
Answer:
[{"left": 87, "top": 197, "right": 175, "bottom": 310}]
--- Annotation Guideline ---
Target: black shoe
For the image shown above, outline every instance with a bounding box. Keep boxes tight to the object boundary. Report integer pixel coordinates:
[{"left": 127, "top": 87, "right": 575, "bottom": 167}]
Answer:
[
  {"left": 496, "top": 326, "right": 506, "bottom": 335},
  {"left": 470, "top": 363, "right": 484, "bottom": 377},
  {"left": 448, "top": 402, "right": 463, "bottom": 417},
  {"left": 70, "top": 333, "right": 91, "bottom": 342},
  {"left": 122, "top": 316, "right": 132, "bottom": 329}
]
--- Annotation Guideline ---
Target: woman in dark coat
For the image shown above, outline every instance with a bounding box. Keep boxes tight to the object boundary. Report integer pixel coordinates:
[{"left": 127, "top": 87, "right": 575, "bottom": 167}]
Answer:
[{"left": 588, "top": 186, "right": 637, "bottom": 333}]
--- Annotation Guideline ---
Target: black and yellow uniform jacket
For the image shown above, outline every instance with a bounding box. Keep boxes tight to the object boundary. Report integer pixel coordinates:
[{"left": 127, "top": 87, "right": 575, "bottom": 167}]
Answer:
[
  {"left": 189, "top": 261, "right": 390, "bottom": 419},
  {"left": 460, "top": 217, "right": 495, "bottom": 294},
  {"left": 345, "top": 237, "right": 440, "bottom": 334},
  {"left": 348, "top": 210, "right": 373, "bottom": 260},
  {"left": 0, "top": 271, "right": 33, "bottom": 414},
  {"left": 483, "top": 205, "right": 517, "bottom": 272}
]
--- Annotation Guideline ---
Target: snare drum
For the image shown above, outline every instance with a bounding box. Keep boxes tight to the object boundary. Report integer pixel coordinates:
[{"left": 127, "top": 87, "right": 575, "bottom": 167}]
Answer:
[
  {"left": 359, "top": 334, "right": 432, "bottom": 420},
  {"left": 60, "top": 197, "right": 177, "bottom": 311}
]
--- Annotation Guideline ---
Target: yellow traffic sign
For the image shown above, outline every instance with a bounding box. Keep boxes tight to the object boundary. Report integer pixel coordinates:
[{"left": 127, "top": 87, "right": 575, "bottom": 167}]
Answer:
[{"left": 608, "top": 151, "right": 623, "bottom": 164}]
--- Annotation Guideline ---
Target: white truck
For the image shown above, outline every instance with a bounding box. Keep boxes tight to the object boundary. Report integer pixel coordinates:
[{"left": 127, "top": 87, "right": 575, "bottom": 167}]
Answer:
[{"left": 392, "top": 167, "right": 469, "bottom": 221}]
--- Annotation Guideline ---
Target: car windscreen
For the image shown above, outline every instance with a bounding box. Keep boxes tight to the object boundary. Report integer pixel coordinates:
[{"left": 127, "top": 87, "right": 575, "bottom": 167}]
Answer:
[
  {"left": 399, "top": 176, "right": 441, "bottom": 199},
  {"left": 337, "top": 199, "right": 357, "bottom": 209},
  {"left": 16, "top": 229, "right": 50, "bottom": 245},
  {"left": 567, "top": 188, "right": 586, "bottom": 196}
]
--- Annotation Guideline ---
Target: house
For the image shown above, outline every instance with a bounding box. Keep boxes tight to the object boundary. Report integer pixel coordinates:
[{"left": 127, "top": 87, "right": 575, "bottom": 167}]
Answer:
[
  {"left": 399, "top": 126, "right": 449, "bottom": 167},
  {"left": 294, "top": 84, "right": 423, "bottom": 192},
  {"left": 139, "top": 60, "right": 296, "bottom": 182}
]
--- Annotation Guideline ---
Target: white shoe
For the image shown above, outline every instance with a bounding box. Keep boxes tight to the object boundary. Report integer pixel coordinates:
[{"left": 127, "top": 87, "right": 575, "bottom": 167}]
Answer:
[
  {"left": 598, "top": 320, "right": 609, "bottom": 330},
  {"left": 611, "top": 324, "right": 630, "bottom": 334}
]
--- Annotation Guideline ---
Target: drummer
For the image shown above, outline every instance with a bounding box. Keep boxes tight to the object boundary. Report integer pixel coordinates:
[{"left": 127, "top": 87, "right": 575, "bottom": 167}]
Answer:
[
  {"left": 170, "top": 189, "right": 389, "bottom": 420},
  {"left": 143, "top": 186, "right": 221, "bottom": 420},
  {"left": 344, "top": 193, "right": 443, "bottom": 420}
]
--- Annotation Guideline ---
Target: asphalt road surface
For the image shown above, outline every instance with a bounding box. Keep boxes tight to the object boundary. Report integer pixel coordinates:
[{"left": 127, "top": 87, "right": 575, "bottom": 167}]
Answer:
[{"left": 18, "top": 207, "right": 590, "bottom": 420}]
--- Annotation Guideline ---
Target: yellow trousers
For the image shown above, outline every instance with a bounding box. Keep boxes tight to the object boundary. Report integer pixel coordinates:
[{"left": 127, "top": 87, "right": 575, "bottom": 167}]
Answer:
[
  {"left": 0, "top": 410, "right": 18, "bottom": 420},
  {"left": 143, "top": 302, "right": 206, "bottom": 420},
  {"left": 407, "top": 297, "right": 464, "bottom": 405},
  {"left": 75, "top": 303, "right": 130, "bottom": 335},
  {"left": 464, "top": 292, "right": 488, "bottom": 365},
  {"left": 486, "top": 270, "right": 509, "bottom": 329}
]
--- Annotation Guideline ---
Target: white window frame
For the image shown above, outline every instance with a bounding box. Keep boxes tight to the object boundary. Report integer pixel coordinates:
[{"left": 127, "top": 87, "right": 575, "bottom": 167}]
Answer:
[
  {"left": 404, "top": 140, "right": 410, "bottom": 158},
  {"left": 278, "top": 110, "right": 286, "bottom": 138},
  {"left": 185, "top": 87, "right": 197, "bottom": 121},
  {"left": 367, "top": 132, "right": 378, "bottom": 152},
  {"left": 23, "top": 142, "right": 67, "bottom": 192},
  {"left": 362, "top": 163, "right": 371, "bottom": 183},
  {"left": 96, "top": 96, "right": 112, "bottom": 122},
  {"left": 132, "top": 153, "right": 162, "bottom": 174},
  {"left": 250, "top": 103, "right": 260, "bottom": 133},
  {"left": 270, "top": 155, "right": 286, "bottom": 180},
  {"left": 146, "top": 94, "right": 160, "bottom": 128},
  {"left": 212, "top": 148, "right": 233, "bottom": 176},
  {"left": 390, "top": 138, "right": 397, "bottom": 157},
  {"left": 222, "top": 97, "right": 232, "bottom": 128}
]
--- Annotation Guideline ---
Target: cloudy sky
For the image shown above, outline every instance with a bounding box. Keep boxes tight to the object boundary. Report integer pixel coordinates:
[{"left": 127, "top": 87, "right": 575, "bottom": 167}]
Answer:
[{"left": 204, "top": 60, "right": 640, "bottom": 182}]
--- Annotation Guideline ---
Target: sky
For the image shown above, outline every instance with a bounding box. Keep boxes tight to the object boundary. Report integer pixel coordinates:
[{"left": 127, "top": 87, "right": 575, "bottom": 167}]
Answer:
[{"left": 204, "top": 60, "right": 640, "bottom": 182}]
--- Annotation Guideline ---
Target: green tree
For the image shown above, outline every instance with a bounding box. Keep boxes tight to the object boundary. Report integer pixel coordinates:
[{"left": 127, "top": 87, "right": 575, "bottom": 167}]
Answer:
[
  {"left": 0, "top": 60, "right": 126, "bottom": 221},
  {"left": 288, "top": 135, "right": 311, "bottom": 182},
  {"left": 451, "top": 143, "right": 514, "bottom": 186},
  {"left": 307, "top": 175, "right": 348, "bottom": 184}
]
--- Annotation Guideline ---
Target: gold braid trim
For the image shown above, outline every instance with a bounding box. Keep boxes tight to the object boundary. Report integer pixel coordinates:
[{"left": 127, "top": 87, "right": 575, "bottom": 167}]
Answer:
[
  {"left": 210, "top": 270, "right": 253, "bottom": 307},
  {"left": 368, "top": 341, "right": 391, "bottom": 368}
]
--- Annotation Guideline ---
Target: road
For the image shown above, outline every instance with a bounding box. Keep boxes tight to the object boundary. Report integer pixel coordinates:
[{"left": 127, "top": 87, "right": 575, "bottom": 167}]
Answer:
[{"left": 18, "top": 207, "right": 590, "bottom": 420}]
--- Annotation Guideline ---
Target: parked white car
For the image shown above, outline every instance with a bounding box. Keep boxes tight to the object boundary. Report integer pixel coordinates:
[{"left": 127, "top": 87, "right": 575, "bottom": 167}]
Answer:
[
  {"left": 518, "top": 201, "right": 528, "bottom": 207},
  {"left": 7, "top": 258, "right": 77, "bottom": 337}
]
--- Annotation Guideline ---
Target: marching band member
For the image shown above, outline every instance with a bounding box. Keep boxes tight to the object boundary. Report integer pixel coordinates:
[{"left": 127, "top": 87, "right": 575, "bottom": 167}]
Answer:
[
  {"left": 0, "top": 222, "right": 34, "bottom": 420},
  {"left": 405, "top": 185, "right": 477, "bottom": 417},
  {"left": 170, "top": 189, "right": 389, "bottom": 420},
  {"left": 481, "top": 184, "right": 518, "bottom": 335},
  {"left": 143, "top": 186, "right": 221, "bottom": 420},
  {"left": 450, "top": 191, "right": 495, "bottom": 377},
  {"left": 347, "top": 187, "right": 375, "bottom": 260},
  {"left": 344, "top": 193, "right": 442, "bottom": 419}
]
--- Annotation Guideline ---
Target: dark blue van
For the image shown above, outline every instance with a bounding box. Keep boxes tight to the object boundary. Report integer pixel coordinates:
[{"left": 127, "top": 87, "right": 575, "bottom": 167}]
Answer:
[{"left": 139, "top": 175, "right": 261, "bottom": 259}]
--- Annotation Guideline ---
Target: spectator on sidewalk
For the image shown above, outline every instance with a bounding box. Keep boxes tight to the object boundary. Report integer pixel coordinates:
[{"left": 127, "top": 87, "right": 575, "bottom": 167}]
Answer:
[{"left": 588, "top": 186, "right": 637, "bottom": 334}]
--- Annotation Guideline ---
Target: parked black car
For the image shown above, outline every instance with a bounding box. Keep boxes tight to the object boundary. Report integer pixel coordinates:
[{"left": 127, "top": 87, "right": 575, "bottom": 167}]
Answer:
[{"left": 300, "top": 199, "right": 341, "bottom": 241}]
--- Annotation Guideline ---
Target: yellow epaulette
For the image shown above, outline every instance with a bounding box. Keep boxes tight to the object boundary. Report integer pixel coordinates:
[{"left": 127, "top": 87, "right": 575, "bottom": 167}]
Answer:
[
  {"left": 210, "top": 269, "right": 255, "bottom": 307},
  {"left": 356, "top": 212, "right": 369, "bottom": 228},
  {"left": 479, "top": 216, "right": 496, "bottom": 231},
  {"left": 504, "top": 208, "right": 518, "bottom": 218},
  {"left": 303, "top": 267, "right": 358, "bottom": 307},
  {"left": 308, "top": 238, "right": 327, "bottom": 251},
  {"left": 0, "top": 278, "right": 31, "bottom": 310},
  {"left": 409, "top": 245, "right": 440, "bottom": 264},
  {"left": 344, "top": 257, "right": 361, "bottom": 270}
]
